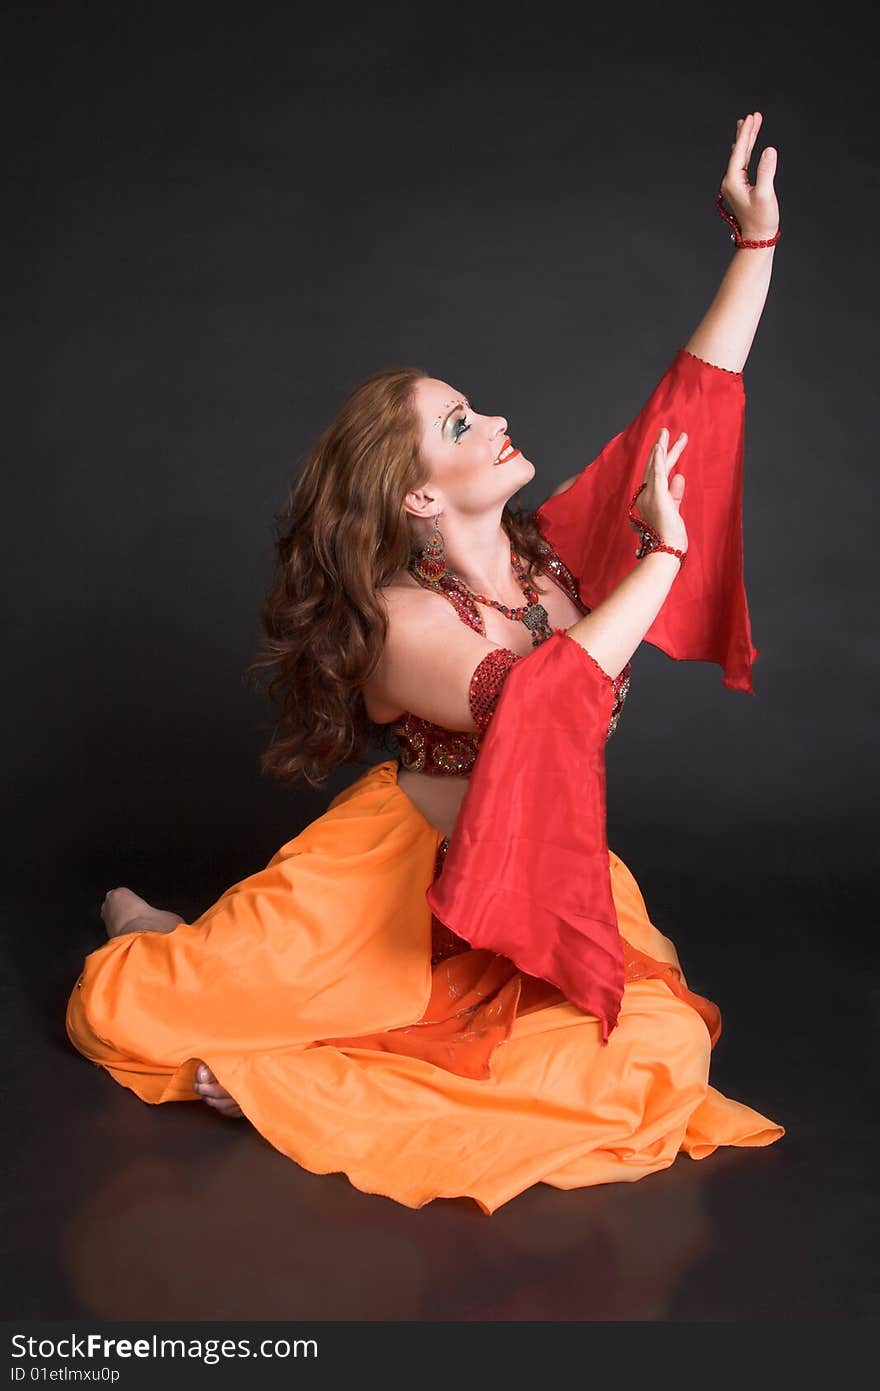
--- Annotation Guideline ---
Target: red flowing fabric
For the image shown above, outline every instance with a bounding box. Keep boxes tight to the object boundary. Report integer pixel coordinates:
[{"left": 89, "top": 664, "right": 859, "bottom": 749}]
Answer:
[
  {"left": 535, "top": 346, "right": 759, "bottom": 694},
  {"left": 426, "top": 346, "right": 759, "bottom": 1040},
  {"left": 426, "top": 632, "right": 624, "bottom": 1038}
]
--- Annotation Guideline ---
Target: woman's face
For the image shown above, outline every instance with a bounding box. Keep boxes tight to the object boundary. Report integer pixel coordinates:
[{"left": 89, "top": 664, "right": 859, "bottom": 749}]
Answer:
[{"left": 407, "top": 377, "right": 535, "bottom": 521}]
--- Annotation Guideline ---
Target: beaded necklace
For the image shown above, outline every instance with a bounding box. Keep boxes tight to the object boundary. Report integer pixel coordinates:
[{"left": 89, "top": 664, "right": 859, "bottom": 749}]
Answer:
[{"left": 406, "top": 541, "right": 553, "bottom": 648}]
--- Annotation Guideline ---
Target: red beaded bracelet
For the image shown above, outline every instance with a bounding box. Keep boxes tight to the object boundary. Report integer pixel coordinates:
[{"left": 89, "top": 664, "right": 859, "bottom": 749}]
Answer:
[
  {"left": 715, "top": 189, "right": 782, "bottom": 249},
  {"left": 627, "top": 484, "right": 687, "bottom": 564}
]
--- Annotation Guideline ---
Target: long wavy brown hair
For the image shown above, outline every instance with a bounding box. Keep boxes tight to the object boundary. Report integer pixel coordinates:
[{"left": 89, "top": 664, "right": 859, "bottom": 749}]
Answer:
[{"left": 246, "top": 365, "right": 553, "bottom": 790}]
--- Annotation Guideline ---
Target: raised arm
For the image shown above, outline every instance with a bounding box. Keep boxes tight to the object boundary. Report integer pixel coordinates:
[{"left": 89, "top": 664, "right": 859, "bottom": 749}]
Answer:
[
  {"left": 532, "top": 114, "right": 781, "bottom": 695},
  {"left": 541, "top": 113, "right": 780, "bottom": 506},
  {"left": 684, "top": 112, "right": 780, "bottom": 373}
]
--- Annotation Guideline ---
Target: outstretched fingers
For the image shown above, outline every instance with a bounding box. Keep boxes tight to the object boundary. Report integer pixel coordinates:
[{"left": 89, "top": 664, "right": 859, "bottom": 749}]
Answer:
[
  {"left": 650, "top": 428, "right": 688, "bottom": 480},
  {"left": 727, "top": 111, "right": 762, "bottom": 189},
  {"left": 727, "top": 110, "right": 777, "bottom": 196}
]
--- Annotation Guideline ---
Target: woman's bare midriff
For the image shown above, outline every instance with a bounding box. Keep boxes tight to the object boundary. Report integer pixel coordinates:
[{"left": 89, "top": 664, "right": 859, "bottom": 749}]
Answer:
[
  {"left": 364, "top": 565, "right": 586, "bottom": 841},
  {"left": 396, "top": 768, "right": 469, "bottom": 840}
]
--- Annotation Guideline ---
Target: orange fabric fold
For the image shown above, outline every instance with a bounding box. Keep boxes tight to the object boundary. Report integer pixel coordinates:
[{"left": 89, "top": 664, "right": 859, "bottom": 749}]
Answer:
[
  {"left": 322, "top": 952, "right": 540, "bottom": 1081},
  {"left": 621, "top": 940, "right": 721, "bottom": 1048},
  {"left": 320, "top": 938, "right": 721, "bottom": 1081}
]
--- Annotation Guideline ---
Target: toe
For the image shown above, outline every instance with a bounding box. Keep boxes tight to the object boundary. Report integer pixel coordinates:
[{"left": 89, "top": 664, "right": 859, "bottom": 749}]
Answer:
[
  {"left": 196, "top": 1082, "right": 228, "bottom": 1100},
  {"left": 206, "top": 1097, "right": 244, "bottom": 1118}
]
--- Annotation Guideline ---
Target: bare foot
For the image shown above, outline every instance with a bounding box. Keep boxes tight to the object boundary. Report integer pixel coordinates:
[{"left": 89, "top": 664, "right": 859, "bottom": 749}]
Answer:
[
  {"left": 101, "top": 887, "right": 182, "bottom": 939},
  {"left": 193, "top": 1061, "right": 244, "bottom": 1119}
]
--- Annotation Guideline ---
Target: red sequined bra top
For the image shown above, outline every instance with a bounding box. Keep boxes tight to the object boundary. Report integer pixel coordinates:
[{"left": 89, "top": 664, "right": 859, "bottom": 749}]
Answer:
[{"left": 390, "top": 534, "right": 632, "bottom": 777}]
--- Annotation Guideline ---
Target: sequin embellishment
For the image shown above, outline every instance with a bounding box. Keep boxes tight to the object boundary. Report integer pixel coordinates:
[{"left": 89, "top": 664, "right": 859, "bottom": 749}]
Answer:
[{"left": 468, "top": 647, "right": 521, "bottom": 734}]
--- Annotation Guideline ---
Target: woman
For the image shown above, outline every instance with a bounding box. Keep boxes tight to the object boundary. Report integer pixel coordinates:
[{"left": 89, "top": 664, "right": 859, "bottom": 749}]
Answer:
[{"left": 68, "top": 113, "right": 785, "bottom": 1213}]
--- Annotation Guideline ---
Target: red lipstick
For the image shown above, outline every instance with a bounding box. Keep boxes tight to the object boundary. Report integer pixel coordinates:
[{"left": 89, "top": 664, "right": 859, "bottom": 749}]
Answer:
[{"left": 494, "top": 437, "right": 521, "bottom": 465}]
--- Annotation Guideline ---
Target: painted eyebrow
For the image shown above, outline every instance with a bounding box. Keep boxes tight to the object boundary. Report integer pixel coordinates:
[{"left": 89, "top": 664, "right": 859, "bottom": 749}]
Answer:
[{"left": 435, "top": 397, "right": 470, "bottom": 429}]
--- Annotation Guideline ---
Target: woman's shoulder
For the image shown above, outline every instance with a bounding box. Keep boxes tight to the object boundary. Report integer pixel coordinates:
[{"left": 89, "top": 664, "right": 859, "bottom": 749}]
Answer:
[{"left": 363, "top": 569, "right": 463, "bottom": 724}]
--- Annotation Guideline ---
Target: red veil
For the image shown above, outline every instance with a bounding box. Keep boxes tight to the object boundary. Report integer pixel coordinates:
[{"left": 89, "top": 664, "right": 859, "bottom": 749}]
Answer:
[{"left": 426, "top": 347, "right": 758, "bottom": 1040}]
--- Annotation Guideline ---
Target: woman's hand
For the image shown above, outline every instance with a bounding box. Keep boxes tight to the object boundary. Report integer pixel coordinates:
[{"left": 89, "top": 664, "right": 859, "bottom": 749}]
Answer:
[
  {"left": 632, "top": 428, "right": 689, "bottom": 555},
  {"left": 719, "top": 111, "right": 779, "bottom": 242}
]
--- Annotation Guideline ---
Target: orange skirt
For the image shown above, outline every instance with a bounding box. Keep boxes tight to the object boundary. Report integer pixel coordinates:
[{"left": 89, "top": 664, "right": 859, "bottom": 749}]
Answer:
[{"left": 66, "top": 759, "right": 784, "bottom": 1214}]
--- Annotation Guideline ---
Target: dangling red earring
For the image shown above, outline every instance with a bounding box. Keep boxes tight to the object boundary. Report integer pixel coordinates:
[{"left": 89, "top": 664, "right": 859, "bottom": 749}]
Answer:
[{"left": 413, "top": 511, "right": 446, "bottom": 583}]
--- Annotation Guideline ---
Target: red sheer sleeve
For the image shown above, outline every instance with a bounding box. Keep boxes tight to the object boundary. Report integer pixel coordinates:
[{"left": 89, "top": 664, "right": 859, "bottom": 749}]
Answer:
[
  {"left": 426, "top": 628, "right": 624, "bottom": 1041},
  {"left": 426, "top": 349, "right": 760, "bottom": 1041},
  {"left": 534, "top": 347, "right": 760, "bottom": 695}
]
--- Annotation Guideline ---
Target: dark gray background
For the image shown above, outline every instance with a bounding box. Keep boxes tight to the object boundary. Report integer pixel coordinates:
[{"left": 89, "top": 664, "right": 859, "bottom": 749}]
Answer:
[{"left": 4, "top": 0, "right": 877, "bottom": 1322}]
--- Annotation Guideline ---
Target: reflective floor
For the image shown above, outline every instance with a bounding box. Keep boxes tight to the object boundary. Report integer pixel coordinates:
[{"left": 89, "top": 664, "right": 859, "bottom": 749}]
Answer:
[{"left": 7, "top": 858, "right": 875, "bottom": 1321}]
